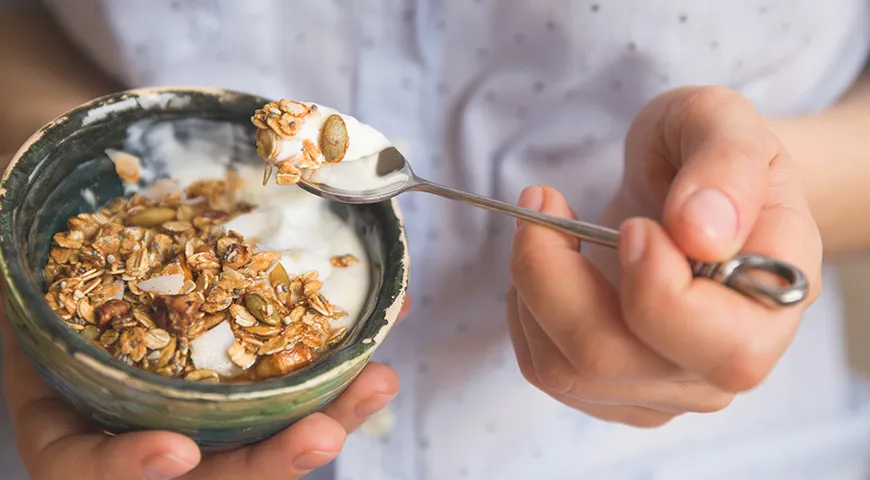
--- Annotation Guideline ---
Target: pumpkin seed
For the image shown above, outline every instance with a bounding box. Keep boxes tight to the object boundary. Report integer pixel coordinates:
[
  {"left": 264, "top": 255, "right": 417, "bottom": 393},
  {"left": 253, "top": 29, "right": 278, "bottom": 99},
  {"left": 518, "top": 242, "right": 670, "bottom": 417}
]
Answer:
[
  {"left": 80, "top": 325, "right": 100, "bottom": 340},
  {"left": 320, "top": 114, "right": 349, "bottom": 163},
  {"left": 244, "top": 324, "right": 283, "bottom": 337},
  {"left": 245, "top": 293, "right": 281, "bottom": 326},
  {"left": 269, "top": 263, "right": 291, "bottom": 293},
  {"left": 127, "top": 207, "right": 176, "bottom": 227}
]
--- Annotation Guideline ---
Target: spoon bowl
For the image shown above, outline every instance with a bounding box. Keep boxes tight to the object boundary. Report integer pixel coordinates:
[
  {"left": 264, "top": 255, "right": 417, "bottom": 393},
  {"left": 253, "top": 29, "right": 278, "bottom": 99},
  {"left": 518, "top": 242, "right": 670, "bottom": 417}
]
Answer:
[{"left": 298, "top": 147, "right": 413, "bottom": 204}]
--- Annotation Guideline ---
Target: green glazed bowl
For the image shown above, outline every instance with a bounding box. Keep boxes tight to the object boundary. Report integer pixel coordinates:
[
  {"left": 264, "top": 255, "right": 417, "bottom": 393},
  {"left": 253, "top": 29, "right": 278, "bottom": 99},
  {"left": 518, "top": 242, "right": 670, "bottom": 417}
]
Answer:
[{"left": 0, "top": 87, "right": 409, "bottom": 450}]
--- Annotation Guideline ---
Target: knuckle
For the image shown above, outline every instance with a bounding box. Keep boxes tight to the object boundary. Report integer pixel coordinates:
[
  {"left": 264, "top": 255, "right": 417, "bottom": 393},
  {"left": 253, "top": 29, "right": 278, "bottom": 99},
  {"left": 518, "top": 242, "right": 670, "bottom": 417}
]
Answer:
[
  {"left": 509, "top": 243, "right": 547, "bottom": 283},
  {"left": 517, "top": 357, "right": 541, "bottom": 387},
  {"left": 712, "top": 349, "right": 771, "bottom": 392},
  {"left": 691, "top": 392, "right": 736, "bottom": 414},
  {"left": 624, "top": 412, "right": 677, "bottom": 429},
  {"left": 681, "top": 86, "right": 744, "bottom": 120},
  {"left": 572, "top": 345, "right": 626, "bottom": 382},
  {"left": 621, "top": 292, "right": 676, "bottom": 344},
  {"left": 534, "top": 361, "right": 577, "bottom": 395}
]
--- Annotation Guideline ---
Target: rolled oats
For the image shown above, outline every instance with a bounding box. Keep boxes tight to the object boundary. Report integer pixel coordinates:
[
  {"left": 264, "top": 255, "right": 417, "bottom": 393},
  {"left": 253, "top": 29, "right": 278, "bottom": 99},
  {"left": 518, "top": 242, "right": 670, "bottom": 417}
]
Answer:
[{"left": 44, "top": 174, "right": 351, "bottom": 383}]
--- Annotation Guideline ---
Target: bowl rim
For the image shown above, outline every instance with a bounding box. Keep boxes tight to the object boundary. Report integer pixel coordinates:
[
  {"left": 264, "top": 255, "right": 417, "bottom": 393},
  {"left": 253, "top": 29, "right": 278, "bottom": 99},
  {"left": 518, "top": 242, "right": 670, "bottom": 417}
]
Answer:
[{"left": 0, "top": 86, "right": 409, "bottom": 400}]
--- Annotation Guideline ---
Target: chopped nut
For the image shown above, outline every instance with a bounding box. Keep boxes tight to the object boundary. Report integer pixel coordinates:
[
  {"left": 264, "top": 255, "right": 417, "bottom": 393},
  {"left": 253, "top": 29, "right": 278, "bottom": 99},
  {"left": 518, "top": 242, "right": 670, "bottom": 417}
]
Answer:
[
  {"left": 255, "top": 344, "right": 314, "bottom": 379},
  {"left": 185, "top": 369, "right": 220, "bottom": 383},
  {"left": 98, "top": 299, "right": 131, "bottom": 326},
  {"left": 153, "top": 295, "right": 201, "bottom": 335},
  {"left": 106, "top": 149, "right": 142, "bottom": 184},
  {"left": 330, "top": 254, "right": 359, "bottom": 268}
]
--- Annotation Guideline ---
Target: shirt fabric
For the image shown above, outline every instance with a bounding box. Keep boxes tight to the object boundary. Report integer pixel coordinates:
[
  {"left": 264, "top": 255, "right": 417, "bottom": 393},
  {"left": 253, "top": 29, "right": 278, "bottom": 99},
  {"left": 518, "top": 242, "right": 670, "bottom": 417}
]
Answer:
[{"left": 3, "top": 1, "right": 870, "bottom": 479}]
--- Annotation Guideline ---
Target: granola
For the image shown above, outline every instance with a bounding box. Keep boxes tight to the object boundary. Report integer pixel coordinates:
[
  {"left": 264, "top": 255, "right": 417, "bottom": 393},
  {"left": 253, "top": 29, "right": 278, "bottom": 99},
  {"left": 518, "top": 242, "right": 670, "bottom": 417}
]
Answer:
[
  {"left": 251, "top": 99, "right": 392, "bottom": 186},
  {"left": 43, "top": 162, "right": 353, "bottom": 383}
]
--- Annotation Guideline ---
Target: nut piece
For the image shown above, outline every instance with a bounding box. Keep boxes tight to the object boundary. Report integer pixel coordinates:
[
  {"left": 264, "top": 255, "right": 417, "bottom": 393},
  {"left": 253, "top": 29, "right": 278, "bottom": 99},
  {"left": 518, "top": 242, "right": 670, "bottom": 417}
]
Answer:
[
  {"left": 330, "top": 254, "right": 359, "bottom": 268},
  {"left": 255, "top": 343, "right": 314, "bottom": 379},
  {"left": 106, "top": 149, "right": 142, "bottom": 184},
  {"left": 97, "top": 299, "right": 131, "bottom": 326},
  {"left": 320, "top": 114, "right": 349, "bottom": 163},
  {"left": 185, "top": 369, "right": 220, "bottom": 383},
  {"left": 153, "top": 295, "right": 201, "bottom": 335}
]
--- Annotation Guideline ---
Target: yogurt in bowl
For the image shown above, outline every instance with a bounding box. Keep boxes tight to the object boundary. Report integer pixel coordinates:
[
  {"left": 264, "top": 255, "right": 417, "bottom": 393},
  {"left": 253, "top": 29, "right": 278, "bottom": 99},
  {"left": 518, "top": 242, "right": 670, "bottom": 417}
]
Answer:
[{"left": 0, "top": 87, "right": 409, "bottom": 450}]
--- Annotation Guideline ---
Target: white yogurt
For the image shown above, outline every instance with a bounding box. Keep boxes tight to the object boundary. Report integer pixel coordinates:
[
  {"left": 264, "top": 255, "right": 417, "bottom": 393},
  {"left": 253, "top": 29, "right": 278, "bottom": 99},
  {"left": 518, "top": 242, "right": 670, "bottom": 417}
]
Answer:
[
  {"left": 305, "top": 154, "right": 410, "bottom": 193},
  {"left": 118, "top": 119, "right": 373, "bottom": 376}
]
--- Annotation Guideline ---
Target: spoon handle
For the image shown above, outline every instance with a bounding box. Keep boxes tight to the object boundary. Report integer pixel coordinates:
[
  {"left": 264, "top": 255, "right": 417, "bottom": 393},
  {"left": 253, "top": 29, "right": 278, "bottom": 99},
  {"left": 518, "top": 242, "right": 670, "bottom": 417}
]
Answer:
[{"left": 411, "top": 180, "right": 808, "bottom": 308}]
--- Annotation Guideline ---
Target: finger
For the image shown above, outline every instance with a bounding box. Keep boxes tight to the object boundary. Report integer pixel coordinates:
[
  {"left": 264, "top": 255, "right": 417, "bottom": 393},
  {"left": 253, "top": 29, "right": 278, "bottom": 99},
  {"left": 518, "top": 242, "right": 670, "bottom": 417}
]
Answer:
[
  {"left": 516, "top": 292, "right": 730, "bottom": 413},
  {"left": 644, "top": 86, "right": 778, "bottom": 261},
  {"left": 561, "top": 400, "right": 677, "bottom": 429},
  {"left": 0, "top": 308, "right": 93, "bottom": 441},
  {"left": 23, "top": 428, "right": 199, "bottom": 480},
  {"left": 396, "top": 295, "right": 412, "bottom": 323},
  {"left": 186, "top": 413, "right": 345, "bottom": 480},
  {"left": 320, "top": 362, "right": 399, "bottom": 432},
  {"left": 619, "top": 216, "right": 810, "bottom": 392},
  {"left": 505, "top": 287, "right": 538, "bottom": 385},
  {"left": 508, "top": 289, "right": 678, "bottom": 426},
  {"left": 0, "top": 303, "right": 202, "bottom": 480},
  {"left": 510, "top": 186, "right": 676, "bottom": 380}
]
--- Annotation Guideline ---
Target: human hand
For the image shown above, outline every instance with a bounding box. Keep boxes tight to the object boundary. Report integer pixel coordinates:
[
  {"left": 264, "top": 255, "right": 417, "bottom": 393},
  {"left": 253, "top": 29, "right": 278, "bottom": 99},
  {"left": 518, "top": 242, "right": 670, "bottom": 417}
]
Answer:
[
  {"left": 0, "top": 299, "right": 410, "bottom": 480},
  {"left": 507, "top": 86, "right": 822, "bottom": 427}
]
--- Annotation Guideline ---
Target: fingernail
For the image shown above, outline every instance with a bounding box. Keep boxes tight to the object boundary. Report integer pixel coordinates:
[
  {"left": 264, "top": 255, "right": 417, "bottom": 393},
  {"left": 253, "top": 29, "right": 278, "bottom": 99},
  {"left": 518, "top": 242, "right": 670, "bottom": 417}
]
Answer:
[
  {"left": 518, "top": 186, "right": 544, "bottom": 211},
  {"left": 143, "top": 454, "right": 195, "bottom": 480},
  {"left": 293, "top": 450, "right": 336, "bottom": 471},
  {"left": 620, "top": 221, "right": 646, "bottom": 267},
  {"left": 355, "top": 393, "right": 396, "bottom": 418},
  {"left": 517, "top": 186, "right": 544, "bottom": 227},
  {"left": 683, "top": 188, "right": 738, "bottom": 244}
]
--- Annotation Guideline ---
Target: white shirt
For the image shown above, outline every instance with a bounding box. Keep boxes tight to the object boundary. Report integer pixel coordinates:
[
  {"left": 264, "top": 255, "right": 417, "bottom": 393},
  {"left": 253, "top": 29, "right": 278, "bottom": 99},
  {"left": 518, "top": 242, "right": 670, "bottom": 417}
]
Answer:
[{"left": 4, "top": 1, "right": 870, "bottom": 478}]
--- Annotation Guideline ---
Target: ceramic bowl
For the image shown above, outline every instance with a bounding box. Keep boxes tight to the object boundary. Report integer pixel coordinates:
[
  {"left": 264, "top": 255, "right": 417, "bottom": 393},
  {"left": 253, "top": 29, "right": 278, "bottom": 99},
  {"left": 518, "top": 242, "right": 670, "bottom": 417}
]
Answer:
[{"left": 0, "top": 87, "right": 409, "bottom": 450}]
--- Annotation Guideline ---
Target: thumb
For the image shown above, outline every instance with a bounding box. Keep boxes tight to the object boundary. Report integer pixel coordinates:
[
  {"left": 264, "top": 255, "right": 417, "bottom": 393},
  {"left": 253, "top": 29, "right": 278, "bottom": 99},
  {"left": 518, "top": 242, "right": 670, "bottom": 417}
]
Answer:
[{"left": 659, "top": 87, "right": 778, "bottom": 261}]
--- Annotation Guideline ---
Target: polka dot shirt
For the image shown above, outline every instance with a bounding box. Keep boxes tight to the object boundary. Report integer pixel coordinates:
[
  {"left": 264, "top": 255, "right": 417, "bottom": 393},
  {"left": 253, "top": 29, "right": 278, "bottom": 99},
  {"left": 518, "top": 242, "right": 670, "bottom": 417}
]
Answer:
[{"left": 6, "top": 0, "right": 870, "bottom": 478}]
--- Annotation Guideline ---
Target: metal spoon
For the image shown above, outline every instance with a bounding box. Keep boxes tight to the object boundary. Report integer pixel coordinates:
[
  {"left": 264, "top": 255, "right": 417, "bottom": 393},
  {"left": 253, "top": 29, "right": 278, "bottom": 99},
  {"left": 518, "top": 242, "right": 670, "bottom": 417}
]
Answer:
[{"left": 297, "top": 147, "right": 809, "bottom": 308}]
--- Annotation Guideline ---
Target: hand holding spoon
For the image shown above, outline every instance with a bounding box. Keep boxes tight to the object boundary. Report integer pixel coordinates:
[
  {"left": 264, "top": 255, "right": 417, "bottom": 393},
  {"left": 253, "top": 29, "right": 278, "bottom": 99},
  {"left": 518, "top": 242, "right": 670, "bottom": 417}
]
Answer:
[{"left": 251, "top": 101, "right": 808, "bottom": 308}]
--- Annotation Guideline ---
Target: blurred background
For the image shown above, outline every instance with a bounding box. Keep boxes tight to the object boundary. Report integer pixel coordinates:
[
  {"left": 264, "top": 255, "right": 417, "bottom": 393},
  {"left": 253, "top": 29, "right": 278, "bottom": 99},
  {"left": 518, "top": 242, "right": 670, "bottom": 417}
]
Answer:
[{"left": 839, "top": 261, "right": 870, "bottom": 376}]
